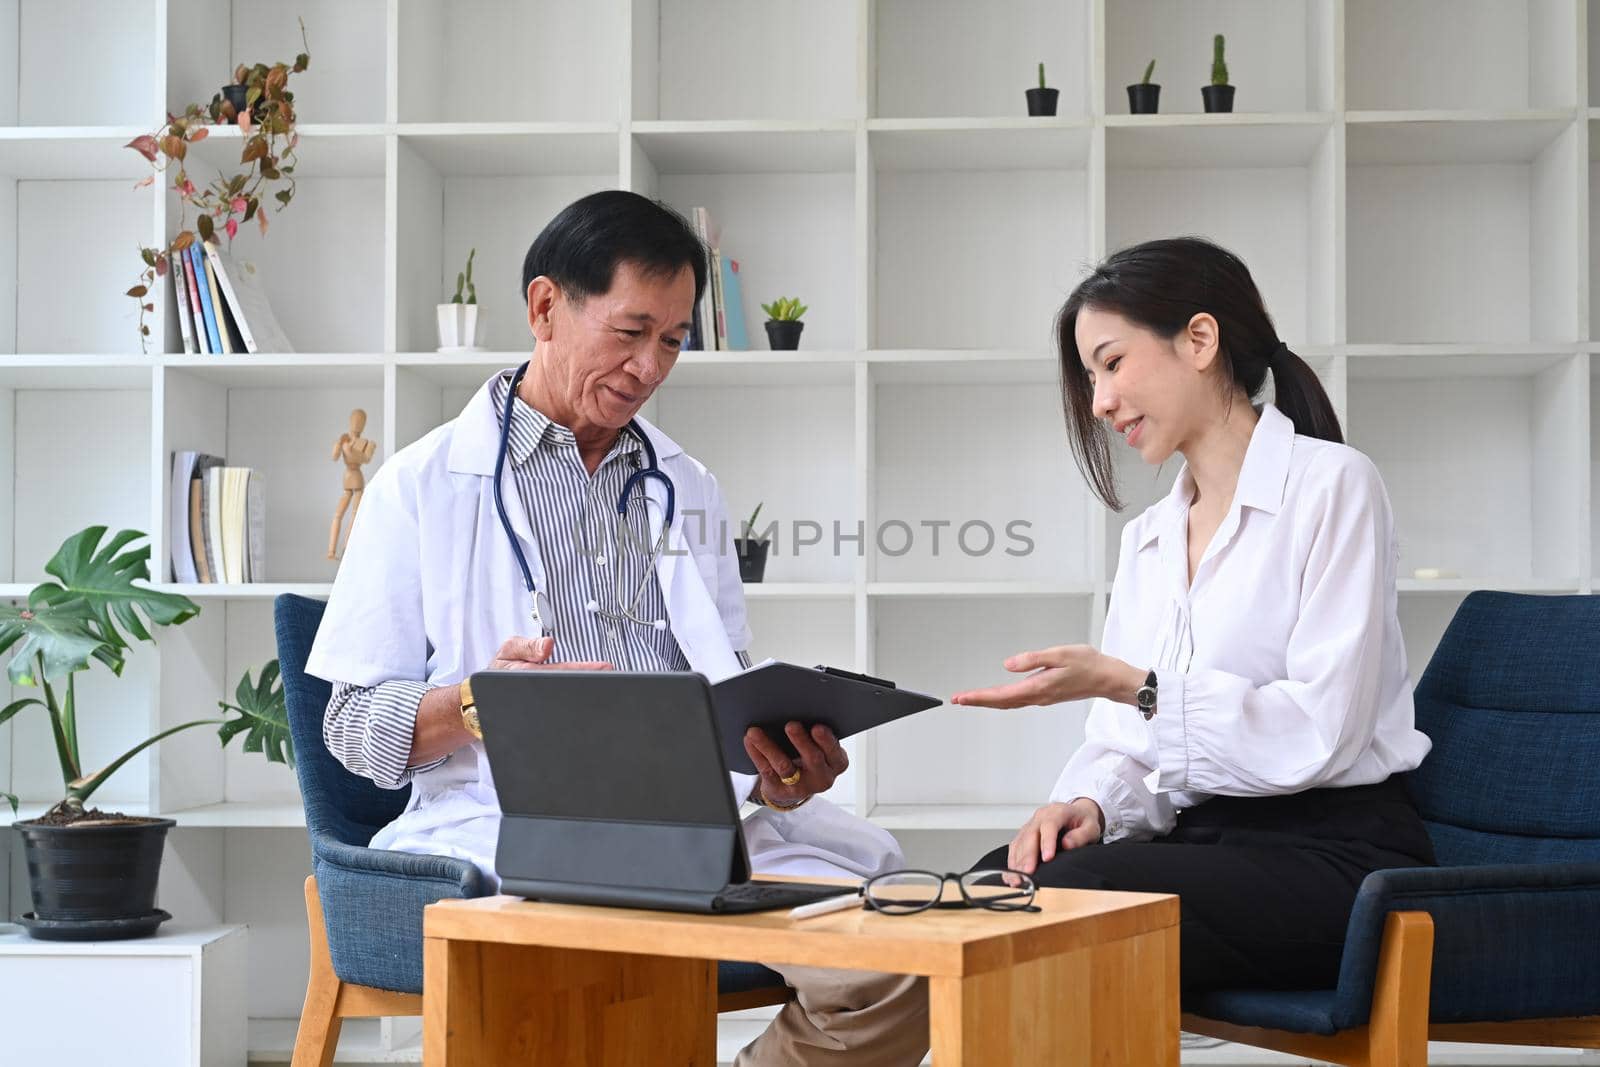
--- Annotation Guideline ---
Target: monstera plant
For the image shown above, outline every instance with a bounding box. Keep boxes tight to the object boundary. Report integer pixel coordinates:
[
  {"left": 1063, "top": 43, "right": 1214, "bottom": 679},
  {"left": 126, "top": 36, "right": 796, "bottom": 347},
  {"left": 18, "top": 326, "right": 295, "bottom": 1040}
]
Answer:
[{"left": 1, "top": 526, "right": 292, "bottom": 940}]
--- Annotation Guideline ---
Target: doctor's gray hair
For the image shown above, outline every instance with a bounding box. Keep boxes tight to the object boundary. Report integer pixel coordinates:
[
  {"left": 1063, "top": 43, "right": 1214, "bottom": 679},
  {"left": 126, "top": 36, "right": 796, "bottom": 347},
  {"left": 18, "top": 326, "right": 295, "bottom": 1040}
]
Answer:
[
  {"left": 521, "top": 190, "right": 708, "bottom": 309},
  {"left": 1055, "top": 236, "right": 1343, "bottom": 511}
]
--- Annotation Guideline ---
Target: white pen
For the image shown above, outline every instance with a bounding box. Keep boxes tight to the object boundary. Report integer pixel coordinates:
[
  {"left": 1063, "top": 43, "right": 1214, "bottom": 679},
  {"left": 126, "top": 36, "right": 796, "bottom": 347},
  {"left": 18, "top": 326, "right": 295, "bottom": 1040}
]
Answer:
[{"left": 789, "top": 892, "right": 863, "bottom": 921}]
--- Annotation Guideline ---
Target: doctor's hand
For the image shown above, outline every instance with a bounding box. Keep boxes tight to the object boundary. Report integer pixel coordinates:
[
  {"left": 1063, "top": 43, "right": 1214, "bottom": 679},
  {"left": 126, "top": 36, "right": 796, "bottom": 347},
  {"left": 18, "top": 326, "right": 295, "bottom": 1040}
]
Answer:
[
  {"left": 488, "top": 635, "right": 612, "bottom": 672},
  {"left": 743, "top": 722, "right": 849, "bottom": 808},
  {"left": 1008, "top": 798, "right": 1105, "bottom": 879},
  {"left": 951, "top": 644, "right": 1128, "bottom": 709}
]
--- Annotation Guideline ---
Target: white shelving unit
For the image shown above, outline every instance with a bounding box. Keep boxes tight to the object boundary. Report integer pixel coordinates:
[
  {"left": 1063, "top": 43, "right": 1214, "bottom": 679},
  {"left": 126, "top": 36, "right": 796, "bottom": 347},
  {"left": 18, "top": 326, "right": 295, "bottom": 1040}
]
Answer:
[{"left": 4, "top": 1, "right": 1599, "bottom": 1062}]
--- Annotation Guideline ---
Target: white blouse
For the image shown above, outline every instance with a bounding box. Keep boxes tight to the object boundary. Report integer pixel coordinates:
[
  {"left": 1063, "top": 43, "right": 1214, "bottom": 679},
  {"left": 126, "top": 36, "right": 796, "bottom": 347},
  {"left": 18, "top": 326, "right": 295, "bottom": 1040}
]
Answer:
[{"left": 1050, "top": 403, "right": 1433, "bottom": 842}]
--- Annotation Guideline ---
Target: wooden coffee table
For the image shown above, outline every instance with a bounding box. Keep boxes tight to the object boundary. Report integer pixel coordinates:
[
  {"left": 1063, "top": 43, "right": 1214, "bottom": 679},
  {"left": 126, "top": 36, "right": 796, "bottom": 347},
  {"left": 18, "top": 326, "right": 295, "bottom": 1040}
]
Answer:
[{"left": 423, "top": 885, "right": 1179, "bottom": 1065}]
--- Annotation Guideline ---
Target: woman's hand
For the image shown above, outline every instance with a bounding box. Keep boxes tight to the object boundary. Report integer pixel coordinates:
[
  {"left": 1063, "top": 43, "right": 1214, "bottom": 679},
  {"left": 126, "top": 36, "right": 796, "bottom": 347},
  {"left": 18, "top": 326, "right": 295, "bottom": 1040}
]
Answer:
[
  {"left": 952, "top": 644, "right": 1139, "bottom": 709},
  {"left": 1007, "top": 798, "right": 1105, "bottom": 876},
  {"left": 743, "top": 723, "right": 849, "bottom": 808}
]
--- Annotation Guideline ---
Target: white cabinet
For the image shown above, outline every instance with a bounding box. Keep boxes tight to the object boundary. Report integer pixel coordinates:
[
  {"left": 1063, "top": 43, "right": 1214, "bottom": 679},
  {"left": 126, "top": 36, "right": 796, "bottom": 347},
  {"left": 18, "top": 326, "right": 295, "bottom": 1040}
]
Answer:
[{"left": 2, "top": 1, "right": 1597, "bottom": 1059}]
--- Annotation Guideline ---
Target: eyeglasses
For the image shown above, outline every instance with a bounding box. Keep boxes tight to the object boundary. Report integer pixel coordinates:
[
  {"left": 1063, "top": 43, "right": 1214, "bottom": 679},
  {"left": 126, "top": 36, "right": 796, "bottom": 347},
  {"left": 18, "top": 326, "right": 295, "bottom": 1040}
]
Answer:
[{"left": 863, "top": 869, "right": 1040, "bottom": 915}]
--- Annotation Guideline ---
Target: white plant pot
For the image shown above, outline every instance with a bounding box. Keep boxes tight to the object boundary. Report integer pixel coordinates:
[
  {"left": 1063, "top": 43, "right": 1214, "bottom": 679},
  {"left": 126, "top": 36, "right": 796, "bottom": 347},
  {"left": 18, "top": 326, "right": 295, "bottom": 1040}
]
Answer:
[{"left": 436, "top": 303, "right": 480, "bottom": 350}]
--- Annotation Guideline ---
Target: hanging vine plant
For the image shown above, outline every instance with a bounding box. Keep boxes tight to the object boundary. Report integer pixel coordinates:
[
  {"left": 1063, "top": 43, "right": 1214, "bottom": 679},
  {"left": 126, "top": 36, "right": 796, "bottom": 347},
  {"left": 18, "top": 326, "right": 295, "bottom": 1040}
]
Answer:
[{"left": 124, "top": 19, "right": 310, "bottom": 352}]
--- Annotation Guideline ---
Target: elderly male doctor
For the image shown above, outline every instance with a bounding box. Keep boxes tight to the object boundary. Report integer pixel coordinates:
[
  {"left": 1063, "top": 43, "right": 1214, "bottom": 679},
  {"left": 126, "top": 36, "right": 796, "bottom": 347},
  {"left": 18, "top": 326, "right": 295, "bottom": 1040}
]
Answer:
[{"left": 306, "top": 191, "right": 928, "bottom": 1065}]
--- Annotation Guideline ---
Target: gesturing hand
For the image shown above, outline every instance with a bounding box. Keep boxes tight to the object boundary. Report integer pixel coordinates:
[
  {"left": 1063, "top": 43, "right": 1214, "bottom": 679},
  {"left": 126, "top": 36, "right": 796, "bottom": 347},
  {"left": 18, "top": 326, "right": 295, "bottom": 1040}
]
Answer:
[
  {"left": 1007, "top": 798, "right": 1105, "bottom": 877},
  {"left": 743, "top": 722, "right": 849, "bottom": 807},
  {"left": 951, "top": 644, "right": 1115, "bottom": 709},
  {"left": 488, "top": 635, "right": 612, "bottom": 672}
]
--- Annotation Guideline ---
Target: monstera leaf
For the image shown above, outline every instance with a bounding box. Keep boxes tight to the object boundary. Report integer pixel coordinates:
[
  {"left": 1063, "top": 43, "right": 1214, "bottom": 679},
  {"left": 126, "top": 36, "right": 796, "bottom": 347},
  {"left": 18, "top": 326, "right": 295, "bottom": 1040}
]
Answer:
[
  {"left": 29, "top": 526, "right": 198, "bottom": 654},
  {"left": 0, "top": 592, "right": 111, "bottom": 687},
  {"left": 218, "top": 660, "right": 294, "bottom": 766}
]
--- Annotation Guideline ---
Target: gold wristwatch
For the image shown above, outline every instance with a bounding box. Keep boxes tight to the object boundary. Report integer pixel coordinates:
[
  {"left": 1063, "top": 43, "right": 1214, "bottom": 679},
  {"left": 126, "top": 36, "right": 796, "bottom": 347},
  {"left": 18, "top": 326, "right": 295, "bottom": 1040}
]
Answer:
[{"left": 459, "top": 676, "right": 482, "bottom": 740}]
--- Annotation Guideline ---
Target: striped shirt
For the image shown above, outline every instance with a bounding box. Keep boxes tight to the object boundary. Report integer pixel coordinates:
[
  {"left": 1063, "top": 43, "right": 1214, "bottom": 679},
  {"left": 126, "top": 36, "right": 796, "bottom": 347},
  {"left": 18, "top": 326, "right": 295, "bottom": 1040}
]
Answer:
[{"left": 324, "top": 371, "right": 744, "bottom": 789}]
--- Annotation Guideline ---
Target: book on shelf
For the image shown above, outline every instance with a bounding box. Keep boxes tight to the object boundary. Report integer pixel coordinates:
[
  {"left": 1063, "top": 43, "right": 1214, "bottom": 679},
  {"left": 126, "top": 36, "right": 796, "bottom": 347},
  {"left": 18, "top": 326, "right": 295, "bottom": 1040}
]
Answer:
[
  {"left": 718, "top": 253, "right": 749, "bottom": 351},
  {"left": 174, "top": 453, "right": 264, "bottom": 583},
  {"left": 181, "top": 247, "right": 211, "bottom": 354},
  {"left": 204, "top": 241, "right": 294, "bottom": 354},
  {"left": 690, "top": 206, "right": 720, "bottom": 350},
  {"left": 202, "top": 245, "right": 234, "bottom": 355},
  {"left": 169, "top": 253, "right": 196, "bottom": 354},
  {"left": 189, "top": 243, "right": 223, "bottom": 354}
]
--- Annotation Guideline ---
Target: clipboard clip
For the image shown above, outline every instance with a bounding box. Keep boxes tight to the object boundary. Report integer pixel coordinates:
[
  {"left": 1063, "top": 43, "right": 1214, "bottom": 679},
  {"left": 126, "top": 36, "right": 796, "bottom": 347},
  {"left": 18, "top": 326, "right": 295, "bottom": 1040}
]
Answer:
[{"left": 816, "top": 665, "right": 897, "bottom": 690}]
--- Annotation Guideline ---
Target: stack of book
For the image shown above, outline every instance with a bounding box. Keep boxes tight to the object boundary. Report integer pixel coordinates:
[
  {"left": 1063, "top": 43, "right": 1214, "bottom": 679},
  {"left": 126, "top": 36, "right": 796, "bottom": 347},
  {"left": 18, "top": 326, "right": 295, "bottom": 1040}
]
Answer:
[
  {"left": 686, "top": 207, "right": 749, "bottom": 351},
  {"left": 168, "top": 240, "right": 294, "bottom": 355},
  {"left": 168, "top": 452, "right": 266, "bottom": 584}
]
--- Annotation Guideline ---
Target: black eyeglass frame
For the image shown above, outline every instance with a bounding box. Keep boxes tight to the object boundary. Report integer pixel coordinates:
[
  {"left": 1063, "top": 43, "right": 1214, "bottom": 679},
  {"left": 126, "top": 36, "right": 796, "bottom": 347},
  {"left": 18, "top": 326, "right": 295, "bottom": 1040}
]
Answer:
[{"left": 862, "top": 868, "right": 1041, "bottom": 915}]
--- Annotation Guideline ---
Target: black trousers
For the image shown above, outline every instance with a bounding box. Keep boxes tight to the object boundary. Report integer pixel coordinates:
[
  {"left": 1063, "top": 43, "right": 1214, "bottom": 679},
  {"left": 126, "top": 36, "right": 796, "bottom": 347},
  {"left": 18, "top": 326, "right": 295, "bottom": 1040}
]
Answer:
[{"left": 972, "top": 777, "right": 1435, "bottom": 994}]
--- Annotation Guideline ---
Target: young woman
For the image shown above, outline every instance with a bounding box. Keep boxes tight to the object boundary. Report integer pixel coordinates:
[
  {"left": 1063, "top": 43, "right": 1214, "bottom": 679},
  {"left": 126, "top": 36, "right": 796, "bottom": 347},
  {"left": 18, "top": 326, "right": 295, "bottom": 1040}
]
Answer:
[{"left": 953, "top": 237, "right": 1435, "bottom": 992}]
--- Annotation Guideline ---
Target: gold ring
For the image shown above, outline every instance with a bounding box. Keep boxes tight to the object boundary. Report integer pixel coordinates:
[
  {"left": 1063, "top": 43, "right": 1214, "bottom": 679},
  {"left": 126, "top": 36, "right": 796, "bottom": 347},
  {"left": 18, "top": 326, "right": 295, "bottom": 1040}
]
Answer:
[{"left": 779, "top": 768, "right": 802, "bottom": 787}]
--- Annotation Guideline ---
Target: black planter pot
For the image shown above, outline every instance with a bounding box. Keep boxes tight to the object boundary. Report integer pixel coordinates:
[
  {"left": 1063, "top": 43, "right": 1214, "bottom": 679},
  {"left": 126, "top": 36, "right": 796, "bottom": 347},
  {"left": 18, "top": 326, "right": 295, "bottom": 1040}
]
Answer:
[
  {"left": 735, "top": 538, "right": 769, "bottom": 583},
  {"left": 1127, "top": 84, "right": 1161, "bottom": 114},
  {"left": 1025, "top": 87, "right": 1059, "bottom": 116},
  {"left": 15, "top": 816, "right": 176, "bottom": 940},
  {"left": 765, "top": 320, "right": 804, "bottom": 351},
  {"left": 221, "top": 83, "right": 250, "bottom": 117},
  {"left": 1202, "top": 84, "right": 1235, "bottom": 113}
]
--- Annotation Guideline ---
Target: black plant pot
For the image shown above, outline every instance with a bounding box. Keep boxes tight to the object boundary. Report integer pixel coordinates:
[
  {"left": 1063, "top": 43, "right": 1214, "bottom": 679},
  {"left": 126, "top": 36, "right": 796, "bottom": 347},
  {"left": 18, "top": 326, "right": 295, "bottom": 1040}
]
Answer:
[
  {"left": 221, "top": 83, "right": 250, "bottom": 118},
  {"left": 1025, "top": 87, "right": 1059, "bottom": 116},
  {"left": 765, "top": 320, "right": 803, "bottom": 351},
  {"left": 1127, "top": 84, "right": 1161, "bottom": 114},
  {"left": 15, "top": 817, "right": 176, "bottom": 940},
  {"left": 1202, "top": 84, "right": 1236, "bottom": 113},
  {"left": 736, "top": 539, "right": 770, "bottom": 583}
]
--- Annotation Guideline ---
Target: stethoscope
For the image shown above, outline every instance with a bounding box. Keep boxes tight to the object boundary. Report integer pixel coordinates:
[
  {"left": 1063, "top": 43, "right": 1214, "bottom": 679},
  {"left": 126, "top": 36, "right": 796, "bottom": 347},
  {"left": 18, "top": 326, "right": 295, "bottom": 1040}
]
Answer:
[{"left": 494, "top": 360, "right": 676, "bottom": 637}]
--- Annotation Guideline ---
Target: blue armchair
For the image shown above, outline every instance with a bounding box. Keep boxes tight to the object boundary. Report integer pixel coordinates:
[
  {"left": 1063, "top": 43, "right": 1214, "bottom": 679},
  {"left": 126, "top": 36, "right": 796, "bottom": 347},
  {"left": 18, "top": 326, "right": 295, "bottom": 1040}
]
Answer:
[
  {"left": 1184, "top": 591, "right": 1600, "bottom": 1064},
  {"left": 275, "top": 594, "right": 789, "bottom": 1066}
]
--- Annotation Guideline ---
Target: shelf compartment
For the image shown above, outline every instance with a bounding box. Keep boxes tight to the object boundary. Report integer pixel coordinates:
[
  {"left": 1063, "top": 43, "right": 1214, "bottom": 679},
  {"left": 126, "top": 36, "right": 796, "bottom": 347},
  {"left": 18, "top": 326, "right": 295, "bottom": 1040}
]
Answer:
[
  {"left": 1346, "top": 0, "right": 1580, "bottom": 112},
  {"left": 1348, "top": 120, "right": 1583, "bottom": 344},
  {"left": 871, "top": 378, "right": 1095, "bottom": 584},
  {"left": 871, "top": 596, "right": 1097, "bottom": 806},
  {"left": 648, "top": 372, "right": 859, "bottom": 584},
  {"left": 873, "top": 0, "right": 1091, "bottom": 120},
  {"left": 166, "top": 0, "right": 385, "bottom": 125},
  {"left": 872, "top": 147, "right": 1088, "bottom": 350},
  {"left": 398, "top": 0, "right": 624, "bottom": 123},
  {"left": 1105, "top": 0, "right": 1336, "bottom": 115},
  {"left": 1107, "top": 121, "right": 1339, "bottom": 345},
  {"left": 393, "top": 134, "right": 618, "bottom": 353},
  {"left": 160, "top": 363, "right": 385, "bottom": 585},
  {"left": 868, "top": 121, "right": 1091, "bottom": 172},
  {"left": 636, "top": 0, "right": 858, "bottom": 122},
  {"left": 1346, "top": 352, "right": 1586, "bottom": 588},
  {"left": 5, "top": 0, "right": 158, "bottom": 127},
  {"left": 397, "top": 126, "right": 622, "bottom": 177}
]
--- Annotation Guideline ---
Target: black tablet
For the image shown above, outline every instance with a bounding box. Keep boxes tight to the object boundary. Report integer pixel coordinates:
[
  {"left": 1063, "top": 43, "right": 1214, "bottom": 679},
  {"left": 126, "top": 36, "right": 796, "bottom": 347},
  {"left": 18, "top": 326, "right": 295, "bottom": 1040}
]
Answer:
[{"left": 712, "top": 662, "right": 941, "bottom": 776}]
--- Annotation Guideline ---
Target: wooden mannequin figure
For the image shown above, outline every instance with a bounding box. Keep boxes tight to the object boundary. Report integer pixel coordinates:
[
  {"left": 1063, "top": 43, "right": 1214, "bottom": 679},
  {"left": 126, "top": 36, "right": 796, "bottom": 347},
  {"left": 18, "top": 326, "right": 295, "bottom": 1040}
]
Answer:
[{"left": 328, "top": 408, "right": 377, "bottom": 560}]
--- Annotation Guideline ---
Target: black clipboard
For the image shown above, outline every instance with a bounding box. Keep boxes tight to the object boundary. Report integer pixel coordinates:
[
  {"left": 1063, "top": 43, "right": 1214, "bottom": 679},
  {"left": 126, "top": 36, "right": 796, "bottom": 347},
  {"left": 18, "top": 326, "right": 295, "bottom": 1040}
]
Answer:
[{"left": 711, "top": 661, "right": 941, "bottom": 776}]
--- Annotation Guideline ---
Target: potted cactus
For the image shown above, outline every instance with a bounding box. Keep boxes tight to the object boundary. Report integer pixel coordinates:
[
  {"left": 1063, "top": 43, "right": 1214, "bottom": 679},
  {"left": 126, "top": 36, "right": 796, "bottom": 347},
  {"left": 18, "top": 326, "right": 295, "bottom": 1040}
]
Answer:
[
  {"left": 1128, "top": 59, "right": 1160, "bottom": 114},
  {"left": 735, "top": 503, "right": 771, "bottom": 583},
  {"left": 1202, "top": 34, "right": 1235, "bottom": 113},
  {"left": 1026, "top": 61, "right": 1059, "bottom": 116},
  {"left": 762, "top": 296, "right": 807, "bottom": 350},
  {"left": 437, "top": 247, "right": 482, "bottom": 350}
]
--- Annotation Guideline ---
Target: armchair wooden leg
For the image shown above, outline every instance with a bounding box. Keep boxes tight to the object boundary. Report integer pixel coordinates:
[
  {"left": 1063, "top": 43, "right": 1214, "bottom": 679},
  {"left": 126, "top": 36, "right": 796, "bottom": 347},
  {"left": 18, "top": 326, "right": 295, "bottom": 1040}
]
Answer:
[
  {"left": 1366, "top": 911, "right": 1434, "bottom": 1067},
  {"left": 293, "top": 876, "right": 345, "bottom": 1067}
]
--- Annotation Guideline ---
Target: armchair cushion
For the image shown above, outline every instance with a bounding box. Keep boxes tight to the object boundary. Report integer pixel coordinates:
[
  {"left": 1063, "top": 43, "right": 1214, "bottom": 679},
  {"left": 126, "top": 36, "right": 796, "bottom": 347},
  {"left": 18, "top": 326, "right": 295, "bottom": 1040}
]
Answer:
[{"left": 1193, "top": 863, "right": 1600, "bottom": 1035}]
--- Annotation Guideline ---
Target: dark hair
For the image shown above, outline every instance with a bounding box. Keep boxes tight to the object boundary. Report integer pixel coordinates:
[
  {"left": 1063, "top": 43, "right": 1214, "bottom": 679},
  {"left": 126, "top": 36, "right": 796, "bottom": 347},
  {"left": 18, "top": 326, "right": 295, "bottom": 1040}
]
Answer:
[
  {"left": 1056, "top": 236, "right": 1342, "bottom": 510},
  {"left": 520, "top": 190, "right": 708, "bottom": 311}
]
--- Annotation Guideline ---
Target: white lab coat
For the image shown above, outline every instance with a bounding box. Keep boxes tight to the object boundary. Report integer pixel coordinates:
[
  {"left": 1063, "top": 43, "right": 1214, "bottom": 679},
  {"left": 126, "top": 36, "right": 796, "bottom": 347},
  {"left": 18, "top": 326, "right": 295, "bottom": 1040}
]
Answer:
[{"left": 306, "top": 370, "right": 903, "bottom": 887}]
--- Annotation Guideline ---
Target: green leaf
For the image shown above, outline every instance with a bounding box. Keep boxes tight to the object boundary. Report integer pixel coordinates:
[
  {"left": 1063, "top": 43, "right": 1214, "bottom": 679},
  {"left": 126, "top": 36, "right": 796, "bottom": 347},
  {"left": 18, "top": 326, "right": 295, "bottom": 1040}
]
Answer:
[
  {"left": 1, "top": 789, "right": 16, "bottom": 815},
  {"left": 0, "top": 597, "right": 111, "bottom": 687},
  {"left": 217, "top": 661, "right": 294, "bottom": 766},
  {"left": 0, "top": 696, "right": 41, "bottom": 728},
  {"left": 68, "top": 718, "right": 222, "bottom": 806},
  {"left": 31, "top": 527, "right": 199, "bottom": 656},
  {"left": 198, "top": 213, "right": 215, "bottom": 243}
]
